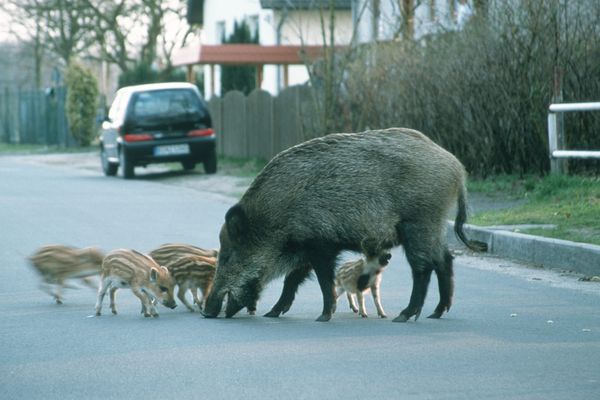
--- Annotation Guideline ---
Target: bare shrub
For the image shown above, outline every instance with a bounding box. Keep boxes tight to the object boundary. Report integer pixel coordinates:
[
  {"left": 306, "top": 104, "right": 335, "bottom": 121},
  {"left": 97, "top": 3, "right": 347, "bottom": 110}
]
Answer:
[{"left": 335, "top": 0, "right": 600, "bottom": 176}]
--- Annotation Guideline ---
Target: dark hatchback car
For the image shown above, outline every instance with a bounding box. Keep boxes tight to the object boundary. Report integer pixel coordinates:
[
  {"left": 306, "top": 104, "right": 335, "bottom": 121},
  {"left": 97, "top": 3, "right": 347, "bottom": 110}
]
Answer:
[{"left": 99, "top": 82, "right": 216, "bottom": 179}]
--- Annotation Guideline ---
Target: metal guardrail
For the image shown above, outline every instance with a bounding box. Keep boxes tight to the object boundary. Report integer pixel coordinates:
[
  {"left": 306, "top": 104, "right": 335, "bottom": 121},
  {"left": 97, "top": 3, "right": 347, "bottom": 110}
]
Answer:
[{"left": 547, "top": 102, "right": 600, "bottom": 173}]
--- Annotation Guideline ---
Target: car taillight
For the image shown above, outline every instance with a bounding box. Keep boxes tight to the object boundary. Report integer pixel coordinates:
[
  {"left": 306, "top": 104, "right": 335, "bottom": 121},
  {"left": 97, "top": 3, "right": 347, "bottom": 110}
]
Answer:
[
  {"left": 188, "top": 128, "right": 214, "bottom": 137},
  {"left": 124, "top": 134, "right": 153, "bottom": 142}
]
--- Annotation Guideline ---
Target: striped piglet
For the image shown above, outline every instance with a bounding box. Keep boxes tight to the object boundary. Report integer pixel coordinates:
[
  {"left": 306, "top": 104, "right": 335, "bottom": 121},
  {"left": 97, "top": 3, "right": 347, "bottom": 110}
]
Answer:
[
  {"left": 149, "top": 244, "right": 218, "bottom": 312},
  {"left": 95, "top": 249, "right": 177, "bottom": 317},
  {"left": 28, "top": 244, "right": 104, "bottom": 304},
  {"left": 335, "top": 238, "right": 392, "bottom": 318}
]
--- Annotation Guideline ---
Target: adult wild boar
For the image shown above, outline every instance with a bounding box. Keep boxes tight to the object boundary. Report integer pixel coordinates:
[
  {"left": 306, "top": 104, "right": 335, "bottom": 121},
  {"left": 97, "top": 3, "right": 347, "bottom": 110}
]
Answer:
[{"left": 203, "top": 128, "right": 486, "bottom": 322}]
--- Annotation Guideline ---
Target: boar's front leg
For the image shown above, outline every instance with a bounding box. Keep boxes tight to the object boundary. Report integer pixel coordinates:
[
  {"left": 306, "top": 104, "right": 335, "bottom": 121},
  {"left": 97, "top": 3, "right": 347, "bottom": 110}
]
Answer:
[
  {"left": 264, "top": 265, "right": 311, "bottom": 318},
  {"left": 313, "top": 264, "right": 336, "bottom": 322},
  {"left": 311, "top": 250, "right": 338, "bottom": 322}
]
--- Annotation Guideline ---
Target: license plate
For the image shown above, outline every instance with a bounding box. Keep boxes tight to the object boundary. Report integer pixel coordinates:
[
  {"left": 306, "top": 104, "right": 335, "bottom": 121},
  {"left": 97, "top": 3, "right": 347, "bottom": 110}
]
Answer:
[{"left": 154, "top": 144, "right": 190, "bottom": 156}]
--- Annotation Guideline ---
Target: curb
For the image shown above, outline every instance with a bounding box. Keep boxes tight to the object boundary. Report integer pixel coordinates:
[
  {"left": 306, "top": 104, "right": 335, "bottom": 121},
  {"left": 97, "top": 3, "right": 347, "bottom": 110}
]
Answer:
[{"left": 448, "top": 223, "right": 600, "bottom": 277}]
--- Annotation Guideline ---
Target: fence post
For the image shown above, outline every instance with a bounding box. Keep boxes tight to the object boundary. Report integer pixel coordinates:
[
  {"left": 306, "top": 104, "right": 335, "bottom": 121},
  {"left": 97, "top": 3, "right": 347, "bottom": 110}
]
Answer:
[{"left": 547, "top": 112, "right": 564, "bottom": 174}]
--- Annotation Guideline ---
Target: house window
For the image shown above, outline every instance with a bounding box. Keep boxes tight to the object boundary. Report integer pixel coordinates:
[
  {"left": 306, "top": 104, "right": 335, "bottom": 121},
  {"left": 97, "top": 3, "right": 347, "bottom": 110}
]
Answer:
[
  {"left": 246, "top": 15, "right": 259, "bottom": 40},
  {"left": 216, "top": 21, "right": 226, "bottom": 43}
]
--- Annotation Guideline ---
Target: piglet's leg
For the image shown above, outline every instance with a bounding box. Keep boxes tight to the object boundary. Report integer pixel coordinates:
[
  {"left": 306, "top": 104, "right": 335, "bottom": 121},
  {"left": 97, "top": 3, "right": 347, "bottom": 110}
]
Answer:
[
  {"left": 131, "top": 287, "right": 155, "bottom": 317},
  {"left": 178, "top": 284, "right": 195, "bottom": 312},
  {"left": 94, "top": 278, "right": 110, "bottom": 316},
  {"left": 54, "top": 281, "right": 64, "bottom": 304},
  {"left": 109, "top": 287, "right": 119, "bottom": 314},
  {"left": 346, "top": 293, "right": 358, "bottom": 313},
  {"left": 371, "top": 282, "right": 387, "bottom": 318},
  {"left": 357, "top": 291, "right": 368, "bottom": 318}
]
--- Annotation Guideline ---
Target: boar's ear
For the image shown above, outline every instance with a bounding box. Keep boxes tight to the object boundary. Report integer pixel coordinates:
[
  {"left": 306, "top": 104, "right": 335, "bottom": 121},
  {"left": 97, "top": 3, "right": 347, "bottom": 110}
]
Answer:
[
  {"left": 225, "top": 204, "right": 249, "bottom": 241},
  {"left": 150, "top": 267, "right": 158, "bottom": 283}
]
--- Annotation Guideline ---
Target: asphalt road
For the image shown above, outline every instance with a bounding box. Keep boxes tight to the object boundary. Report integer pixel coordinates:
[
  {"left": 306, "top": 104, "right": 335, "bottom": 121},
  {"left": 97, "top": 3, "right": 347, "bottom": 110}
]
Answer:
[{"left": 1, "top": 155, "right": 599, "bottom": 400}]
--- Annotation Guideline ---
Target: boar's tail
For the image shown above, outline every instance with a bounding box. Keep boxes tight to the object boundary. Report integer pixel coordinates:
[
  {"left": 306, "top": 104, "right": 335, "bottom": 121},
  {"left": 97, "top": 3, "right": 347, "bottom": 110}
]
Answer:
[{"left": 454, "top": 187, "right": 488, "bottom": 252}]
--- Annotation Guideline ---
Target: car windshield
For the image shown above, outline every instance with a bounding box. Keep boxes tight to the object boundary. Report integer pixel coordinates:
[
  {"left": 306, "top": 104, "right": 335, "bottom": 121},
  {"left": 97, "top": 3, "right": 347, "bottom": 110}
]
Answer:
[{"left": 129, "top": 89, "right": 206, "bottom": 123}]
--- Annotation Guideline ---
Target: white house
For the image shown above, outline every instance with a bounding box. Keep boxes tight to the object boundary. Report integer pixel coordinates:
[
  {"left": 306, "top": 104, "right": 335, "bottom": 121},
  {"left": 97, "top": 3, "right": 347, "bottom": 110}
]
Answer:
[
  {"left": 195, "top": 0, "right": 353, "bottom": 97},
  {"left": 175, "top": 0, "right": 475, "bottom": 98}
]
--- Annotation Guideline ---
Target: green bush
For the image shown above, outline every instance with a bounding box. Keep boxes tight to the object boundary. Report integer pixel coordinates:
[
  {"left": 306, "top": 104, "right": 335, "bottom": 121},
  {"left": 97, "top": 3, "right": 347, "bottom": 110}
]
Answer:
[
  {"left": 221, "top": 20, "right": 259, "bottom": 95},
  {"left": 65, "top": 62, "right": 99, "bottom": 147}
]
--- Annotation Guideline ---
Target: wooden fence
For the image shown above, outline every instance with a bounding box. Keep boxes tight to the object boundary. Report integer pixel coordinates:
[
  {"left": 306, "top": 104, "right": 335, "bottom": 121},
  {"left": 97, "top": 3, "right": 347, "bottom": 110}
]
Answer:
[
  {"left": 208, "top": 85, "right": 322, "bottom": 161},
  {"left": 0, "top": 87, "right": 76, "bottom": 147},
  {"left": 1, "top": 84, "right": 321, "bottom": 157}
]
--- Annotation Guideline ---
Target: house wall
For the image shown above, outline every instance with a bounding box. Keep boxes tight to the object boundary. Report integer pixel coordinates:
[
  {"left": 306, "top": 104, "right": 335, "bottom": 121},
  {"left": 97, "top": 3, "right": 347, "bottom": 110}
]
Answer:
[{"left": 201, "top": 1, "right": 353, "bottom": 97}]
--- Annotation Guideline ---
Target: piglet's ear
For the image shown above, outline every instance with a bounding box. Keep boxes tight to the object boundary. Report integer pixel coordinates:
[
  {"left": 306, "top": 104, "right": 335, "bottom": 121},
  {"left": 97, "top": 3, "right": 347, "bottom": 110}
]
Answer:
[
  {"left": 150, "top": 267, "right": 158, "bottom": 283},
  {"left": 361, "top": 237, "right": 379, "bottom": 259},
  {"left": 225, "top": 204, "right": 248, "bottom": 241},
  {"left": 379, "top": 253, "right": 392, "bottom": 266}
]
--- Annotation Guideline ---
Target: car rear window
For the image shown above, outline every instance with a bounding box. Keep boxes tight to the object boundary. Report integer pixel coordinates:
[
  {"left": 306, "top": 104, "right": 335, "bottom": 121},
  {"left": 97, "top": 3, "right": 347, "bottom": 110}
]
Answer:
[{"left": 129, "top": 89, "right": 207, "bottom": 120}]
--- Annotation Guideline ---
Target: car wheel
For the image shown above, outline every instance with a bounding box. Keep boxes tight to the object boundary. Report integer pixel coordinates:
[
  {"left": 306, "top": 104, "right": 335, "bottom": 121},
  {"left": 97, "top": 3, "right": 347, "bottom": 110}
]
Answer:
[
  {"left": 203, "top": 151, "right": 217, "bottom": 174},
  {"left": 119, "top": 148, "right": 135, "bottom": 179},
  {"left": 181, "top": 160, "right": 196, "bottom": 171},
  {"left": 101, "top": 146, "right": 118, "bottom": 176}
]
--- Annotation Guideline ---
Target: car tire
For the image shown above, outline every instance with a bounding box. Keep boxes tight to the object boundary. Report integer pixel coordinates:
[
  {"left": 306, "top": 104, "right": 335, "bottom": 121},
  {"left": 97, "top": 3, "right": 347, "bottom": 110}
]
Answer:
[
  {"left": 101, "top": 146, "right": 118, "bottom": 176},
  {"left": 181, "top": 160, "right": 196, "bottom": 171},
  {"left": 203, "top": 151, "right": 217, "bottom": 174},
  {"left": 119, "top": 148, "right": 135, "bottom": 179}
]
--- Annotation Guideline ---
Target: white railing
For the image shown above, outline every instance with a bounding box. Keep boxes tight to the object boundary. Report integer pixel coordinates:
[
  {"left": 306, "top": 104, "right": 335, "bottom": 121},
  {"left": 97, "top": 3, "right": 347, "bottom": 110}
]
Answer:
[{"left": 547, "top": 102, "right": 600, "bottom": 173}]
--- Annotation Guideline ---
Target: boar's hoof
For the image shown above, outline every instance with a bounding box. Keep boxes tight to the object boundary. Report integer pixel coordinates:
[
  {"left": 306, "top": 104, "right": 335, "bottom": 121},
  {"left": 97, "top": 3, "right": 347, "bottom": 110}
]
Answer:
[
  {"left": 263, "top": 309, "right": 281, "bottom": 318},
  {"left": 394, "top": 307, "right": 422, "bottom": 322},
  {"left": 202, "top": 312, "right": 217, "bottom": 318},
  {"left": 393, "top": 314, "right": 409, "bottom": 322},
  {"left": 316, "top": 313, "right": 332, "bottom": 322},
  {"left": 144, "top": 313, "right": 151, "bottom": 318},
  {"left": 427, "top": 310, "right": 443, "bottom": 319}
]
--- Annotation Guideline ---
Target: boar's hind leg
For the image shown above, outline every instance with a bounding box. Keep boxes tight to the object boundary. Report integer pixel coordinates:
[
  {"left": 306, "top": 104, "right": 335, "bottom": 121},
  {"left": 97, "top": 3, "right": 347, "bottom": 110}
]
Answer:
[
  {"left": 393, "top": 268, "right": 432, "bottom": 322},
  {"left": 264, "top": 265, "right": 311, "bottom": 318},
  {"left": 393, "top": 223, "right": 439, "bottom": 322},
  {"left": 428, "top": 248, "right": 454, "bottom": 319}
]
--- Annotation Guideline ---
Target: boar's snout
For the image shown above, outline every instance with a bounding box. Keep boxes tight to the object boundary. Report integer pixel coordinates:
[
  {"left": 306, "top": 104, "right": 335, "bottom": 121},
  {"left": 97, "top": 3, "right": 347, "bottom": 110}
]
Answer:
[{"left": 203, "top": 291, "right": 225, "bottom": 318}]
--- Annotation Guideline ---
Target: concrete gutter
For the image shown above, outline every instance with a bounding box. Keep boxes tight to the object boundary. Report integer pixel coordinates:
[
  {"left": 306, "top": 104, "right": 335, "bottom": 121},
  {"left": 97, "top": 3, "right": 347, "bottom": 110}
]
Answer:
[{"left": 448, "top": 223, "right": 600, "bottom": 277}]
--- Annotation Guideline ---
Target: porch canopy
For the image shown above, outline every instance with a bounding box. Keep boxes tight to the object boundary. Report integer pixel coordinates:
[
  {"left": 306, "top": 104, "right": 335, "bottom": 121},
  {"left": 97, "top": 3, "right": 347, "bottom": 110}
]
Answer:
[{"left": 172, "top": 43, "right": 330, "bottom": 94}]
